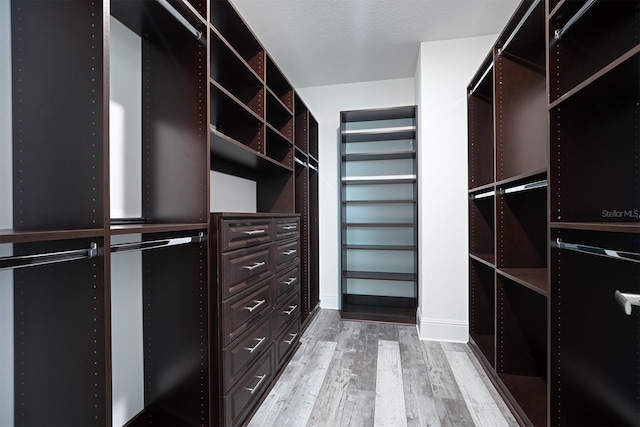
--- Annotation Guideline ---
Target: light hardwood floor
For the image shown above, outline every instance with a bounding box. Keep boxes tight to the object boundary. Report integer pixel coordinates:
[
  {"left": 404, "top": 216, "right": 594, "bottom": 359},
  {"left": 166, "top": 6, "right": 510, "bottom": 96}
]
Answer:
[{"left": 248, "top": 309, "right": 517, "bottom": 427}]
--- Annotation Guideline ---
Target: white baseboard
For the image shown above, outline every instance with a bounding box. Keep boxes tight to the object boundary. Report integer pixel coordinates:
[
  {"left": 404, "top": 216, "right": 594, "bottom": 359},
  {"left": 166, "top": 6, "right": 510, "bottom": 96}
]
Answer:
[
  {"left": 319, "top": 294, "right": 339, "bottom": 310},
  {"left": 417, "top": 308, "right": 468, "bottom": 343}
]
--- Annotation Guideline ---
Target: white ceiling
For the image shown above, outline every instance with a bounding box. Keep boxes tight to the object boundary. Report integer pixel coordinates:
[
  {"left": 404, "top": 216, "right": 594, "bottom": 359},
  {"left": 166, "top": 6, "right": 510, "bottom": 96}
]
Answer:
[{"left": 230, "top": 0, "right": 521, "bottom": 88}]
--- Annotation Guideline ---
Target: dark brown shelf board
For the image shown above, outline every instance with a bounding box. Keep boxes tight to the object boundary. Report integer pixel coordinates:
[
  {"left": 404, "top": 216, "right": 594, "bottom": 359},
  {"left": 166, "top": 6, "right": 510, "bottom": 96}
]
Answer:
[
  {"left": 551, "top": 222, "right": 640, "bottom": 234},
  {"left": 210, "top": 127, "right": 292, "bottom": 173},
  {"left": 342, "top": 199, "right": 416, "bottom": 205},
  {"left": 497, "top": 268, "right": 548, "bottom": 296},
  {"left": 548, "top": 0, "right": 580, "bottom": 22},
  {"left": 0, "top": 228, "right": 105, "bottom": 244},
  {"left": 549, "top": 44, "right": 640, "bottom": 110},
  {"left": 343, "top": 271, "right": 416, "bottom": 281},
  {"left": 343, "top": 244, "right": 416, "bottom": 251},
  {"left": 208, "top": 24, "right": 264, "bottom": 84},
  {"left": 342, "top": 128, "right": 416, "bottom": 143},
  {"left": 341, "top": 106, "right": 416, "bottom": 122},
  {"left": 343, "top": 222, "right": 415, "bottom": 228},
  {"left": 210, "top": 79, "right": 263, "bottom": 124},
  {"left": 109, "top": 223, "right": 207, "bottom": 236},
  {"left": 340, "top": 294, "right": 416, "bottom": 324},
  {"left": 495, "top": 168, "right": 547, "bottom": 189},
  {"left": 266, "top": 122, "right": 294, "bottom": 145},
  {"left": 469, "top": 253, "right": 496, "bottom": 267},
  {"left": 266, "top": 86, "right": 293, "bottom": 116},
  {"left": 498, "top": 373, "right": 547, "bottom": 427},
  {"left": 342, "top": 151, "right": 415, "bottom": 161}
]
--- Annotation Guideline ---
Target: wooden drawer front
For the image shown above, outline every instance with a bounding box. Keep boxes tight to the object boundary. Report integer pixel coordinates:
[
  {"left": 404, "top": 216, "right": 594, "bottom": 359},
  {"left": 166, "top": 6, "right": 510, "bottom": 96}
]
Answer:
[
  {"left": 221, "top": 218, "right": 272, "bottom": 252},
  {"left": 276, "top": 316, "right": 300, "bottom": 368},
  {"left": 275, "top": 264, "right": 300, "bottom": 304},
  {"left": 222, "top": 318, "right": 273, "bottom": 393},
  {"left": 222, "top": 280, "right": 273, "bottom": 346},
  {"left": 275, "top": 238, "right": 299, "bottom": 269},
  {"left": 274, "top": 217, "right": 299, "bottom": 241},
  {"left": 275, "top": 291, "right": 300, "bottom": 334},
  {"left": 221, "top": 243, "right": 273, "bottom": 299},
  {"left": 224, "top": 346, "right": 274, "bottom": 427}
]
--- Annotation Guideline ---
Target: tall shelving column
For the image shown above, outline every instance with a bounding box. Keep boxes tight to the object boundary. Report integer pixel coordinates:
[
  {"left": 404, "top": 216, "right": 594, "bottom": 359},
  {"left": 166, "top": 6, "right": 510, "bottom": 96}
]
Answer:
[
  {"left": 548, "top": 0, "right": 640, "bottom": 425},
  {"left": 339, "top": 106, "right": 418, "bottom": 324},
  {"left": 468, "top": 0, "right": 548, "bottom": 425}
]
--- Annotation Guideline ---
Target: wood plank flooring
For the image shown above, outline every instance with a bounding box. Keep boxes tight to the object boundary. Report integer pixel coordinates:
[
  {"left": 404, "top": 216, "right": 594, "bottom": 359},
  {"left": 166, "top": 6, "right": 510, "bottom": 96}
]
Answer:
[{"left": 248, "top": 309, "right": 517, "bottom": 427}]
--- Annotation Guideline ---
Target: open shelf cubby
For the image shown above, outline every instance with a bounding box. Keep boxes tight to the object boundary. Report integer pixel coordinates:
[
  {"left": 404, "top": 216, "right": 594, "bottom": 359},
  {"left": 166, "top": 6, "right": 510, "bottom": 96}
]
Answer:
[{"left": 469, "top": 258, "right": 495, "bottom": 369}]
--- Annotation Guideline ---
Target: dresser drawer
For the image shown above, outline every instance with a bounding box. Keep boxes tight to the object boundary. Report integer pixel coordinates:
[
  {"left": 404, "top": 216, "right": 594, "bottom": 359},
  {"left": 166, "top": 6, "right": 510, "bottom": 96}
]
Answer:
[
  {"left": 221, "top": 243, "right": 273, "bottom": 299},
  {"left": 222, "top": 279, "right": 273, "bottom": 346},
  {"left": 275, "top": 238, "right": 299, "bottom": 269},
  {"left": 222, "top": 317, "right": 273, "bottom": 393},
  {"left": 274, "top": 291, "right": 299, "bottom": 334},
  {"left": 276, "top": 315, "right": 300, "bottom": 368},
  {"left": 275, "top": 264, "right": 300, "bottom": 305},
  {"left": 221, "top": 218, "right": 272, "bottom": 252},
  {"left": 274, "top": 217, "right": 299, "bottom": 241},
  {"left": 224, "top": 346, "right": 275, "bottom": 427}
]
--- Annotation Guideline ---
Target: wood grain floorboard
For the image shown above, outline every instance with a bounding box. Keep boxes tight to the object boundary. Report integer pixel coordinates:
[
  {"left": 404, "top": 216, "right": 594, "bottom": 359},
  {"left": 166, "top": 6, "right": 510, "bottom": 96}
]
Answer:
[
  {"left": 249, "top": 310, "right": 515, "bottom": 427},
  {"left": 373, "top": 340, "right": 407, "bottom": 427},
  {"left": 398, "top": 326, "right": 441, "bottom": 427},
  {"left": 444, "top": 351, "right": 511, "bottom": 427}
]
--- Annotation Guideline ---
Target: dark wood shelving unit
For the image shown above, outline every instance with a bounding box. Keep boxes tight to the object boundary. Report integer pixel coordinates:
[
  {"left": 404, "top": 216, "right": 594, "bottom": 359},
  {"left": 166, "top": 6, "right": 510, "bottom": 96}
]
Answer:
[
  {"left": 340, "top": 106, "right": 418, "bottom": 324},
  {"left": 469, "top": 0, "right": 639, "bottom": 425},
  {"left": 3, "top": 0, "right": 317, "bottom": 426}
]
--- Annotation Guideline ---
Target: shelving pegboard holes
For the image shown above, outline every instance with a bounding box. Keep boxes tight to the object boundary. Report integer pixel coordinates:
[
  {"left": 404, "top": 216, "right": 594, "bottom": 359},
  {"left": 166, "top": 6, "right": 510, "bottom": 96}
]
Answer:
[
  {"left": 91, "top": 258, "right": 102, "bottom": 422},
  {"left": 89, "top": 1, "right": 100, "bottom": 227},
  {"left": 14, "top": 3, "right": 23, "bottom": 227},
  {"left": 198, "top": 44, "right": 206, "bottom": 223},
  {"left": 554, "top": 109, "right": 562, "bottom": 221},
  {"left": 553, "top": 231, "right": 563, "bottom": 425},
  {"left": 199, "top": 244, "right": 207, "bottom": 423},
  {"left": 497, "top": 59, "right": 504, "bottom": 181}
]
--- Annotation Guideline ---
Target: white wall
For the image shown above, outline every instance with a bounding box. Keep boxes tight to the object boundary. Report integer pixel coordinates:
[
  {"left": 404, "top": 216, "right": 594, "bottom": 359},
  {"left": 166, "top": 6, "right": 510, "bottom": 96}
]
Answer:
[
  {"left": 297, "top": 78, "right": 415, "bottom": 309},
  {"left": 415, "top": 35, "right": 496, "bottom": 342},
  {"left": 0, "top": 0, "right": 13, "bottom": 424},
  {"left": 210, "top": 170, "right": 257, "bottom": 213},
  {"left": 109, "top": 18, "right": 145, "bottom": 426}
]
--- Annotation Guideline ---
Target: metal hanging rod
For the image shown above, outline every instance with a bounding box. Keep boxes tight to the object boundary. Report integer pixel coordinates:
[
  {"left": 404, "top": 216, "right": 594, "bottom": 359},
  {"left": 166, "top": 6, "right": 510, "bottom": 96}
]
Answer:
[
  {"left": 0, "top": 243, "right": 99, "bottom": 271},
  {"left": 294, "top": 157, "right": 307, "bottom": 167},
  {"left": 554, "top": 0, "right": 597, "bottom": 40},
  {"left": 111, "top": 232, "right": 206, "bottom": 255},
  {"left": 615, "top": 291, "right": 640, "bottom": 316},
  {"left": 499, "top": 0, "right": 541, "bottom": 54},
  {"left": 470, "top": 63, "right": 493, "bottom": 95},
  {"left": 308, "top": 164, "right": 318, "bottom": 172},
  {"left": 156, "top": 0, "right": 203, "bottom": 41},
  {"left": 555, "top": 238, "right": 640, "bottom": 264},
  {"left": 470, "top": 189, "right": 495, "bottom": 200},
  {"left": 500, "top": 179, "right": 547, "bottom": 195}
]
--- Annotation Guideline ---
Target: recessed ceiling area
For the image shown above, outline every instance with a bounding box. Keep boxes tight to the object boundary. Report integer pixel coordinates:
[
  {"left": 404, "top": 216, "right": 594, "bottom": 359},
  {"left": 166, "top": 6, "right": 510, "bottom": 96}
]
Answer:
[{"left": 230, "top": 0, "right": 521, "bottom": 88}]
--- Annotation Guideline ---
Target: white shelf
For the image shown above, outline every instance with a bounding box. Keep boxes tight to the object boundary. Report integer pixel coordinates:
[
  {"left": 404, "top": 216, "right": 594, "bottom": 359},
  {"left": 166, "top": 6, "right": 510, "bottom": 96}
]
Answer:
[{"left": 342, "top": 125, "right": 416, "bottom": 135}]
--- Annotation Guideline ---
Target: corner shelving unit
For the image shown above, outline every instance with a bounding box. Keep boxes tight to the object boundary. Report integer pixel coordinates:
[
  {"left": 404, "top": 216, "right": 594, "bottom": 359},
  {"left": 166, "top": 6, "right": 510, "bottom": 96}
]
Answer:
[{"left": 340, "top": 106, "right": 418, "bottom": 324}]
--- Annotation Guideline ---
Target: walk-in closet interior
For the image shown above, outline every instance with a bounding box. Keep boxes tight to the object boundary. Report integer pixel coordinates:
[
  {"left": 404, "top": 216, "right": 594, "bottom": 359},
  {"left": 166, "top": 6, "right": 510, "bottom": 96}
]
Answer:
[{"left": 0, "top": 0, "right": 638, "bottom": 426}]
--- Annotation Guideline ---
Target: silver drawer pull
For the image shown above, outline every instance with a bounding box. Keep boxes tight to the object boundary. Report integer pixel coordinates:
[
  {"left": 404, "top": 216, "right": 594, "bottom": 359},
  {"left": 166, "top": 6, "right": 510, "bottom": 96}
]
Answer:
[
  {"left": 245, "top": 374, "right": 267, "bottom": 394},
  {"left": 283, "top": 277, "right": 297, "bottom": 286},
  {"left": 283, "top": 225, "right": 297, "bottom": 230},
  {"left": 244, "top": 299, "right": 266, "bottom": 312},
  {"left": 243, "top": 261, "right": 265, "bottom": 271},
  {"left": 243, "top": 229, "right": 266, "bottom": 235},
  {"left": 244, "top": 336, "right": 267, "bottom": 353},
  {"left": 284, "top": 333, "right": 298, "bottom": 345},
  {"left": 615, "top": 291, "right": 640, "bottom": 315},
  {"left": 283, "top": 305, "right": 298, "bottom": 315},
  {"left": 283, "top": 249, "right": 297, "bottom": 256}
]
